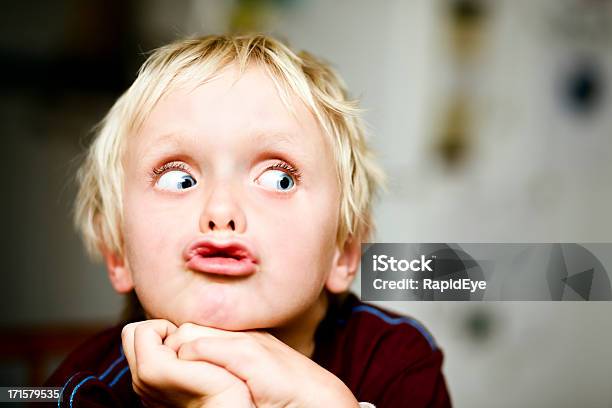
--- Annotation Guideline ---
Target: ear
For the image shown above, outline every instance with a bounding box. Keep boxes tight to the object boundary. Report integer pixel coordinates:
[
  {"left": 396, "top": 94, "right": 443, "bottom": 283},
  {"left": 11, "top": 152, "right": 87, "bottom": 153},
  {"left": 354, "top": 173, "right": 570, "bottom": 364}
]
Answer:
[
  {"left": 101, "top": 247, "right": 134, "bottom": 294},
  {"left": 325, "top": 236, "right": 362, "bottom": 294}
]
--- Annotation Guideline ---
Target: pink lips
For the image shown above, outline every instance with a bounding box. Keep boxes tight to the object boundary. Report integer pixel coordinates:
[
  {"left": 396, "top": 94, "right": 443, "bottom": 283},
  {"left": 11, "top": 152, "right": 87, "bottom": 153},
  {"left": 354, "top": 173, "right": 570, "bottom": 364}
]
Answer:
[{"left": 184, "top": 237, "right": 258, "bottom": 277}]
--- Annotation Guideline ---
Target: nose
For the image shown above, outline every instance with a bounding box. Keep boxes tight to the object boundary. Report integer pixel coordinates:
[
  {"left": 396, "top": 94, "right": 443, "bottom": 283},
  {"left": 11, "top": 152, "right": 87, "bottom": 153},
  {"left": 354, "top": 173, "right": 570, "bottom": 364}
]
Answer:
[{"left": 199, "top": 183, "right": 246, "bottom": 234}]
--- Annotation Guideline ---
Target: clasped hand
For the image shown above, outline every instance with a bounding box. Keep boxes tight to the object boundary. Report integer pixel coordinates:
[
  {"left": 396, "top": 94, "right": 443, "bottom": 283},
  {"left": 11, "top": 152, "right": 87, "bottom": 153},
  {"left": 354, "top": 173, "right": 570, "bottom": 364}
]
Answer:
[{"left": 121, "top": 320, "right": 359, "bottom": 408}]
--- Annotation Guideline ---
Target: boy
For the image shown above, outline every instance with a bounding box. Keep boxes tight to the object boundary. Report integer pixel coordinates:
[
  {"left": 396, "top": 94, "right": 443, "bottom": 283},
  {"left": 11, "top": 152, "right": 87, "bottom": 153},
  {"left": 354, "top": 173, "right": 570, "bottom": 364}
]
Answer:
[{"left": 46, "top": 34, "right": 450, "bottom": 407}]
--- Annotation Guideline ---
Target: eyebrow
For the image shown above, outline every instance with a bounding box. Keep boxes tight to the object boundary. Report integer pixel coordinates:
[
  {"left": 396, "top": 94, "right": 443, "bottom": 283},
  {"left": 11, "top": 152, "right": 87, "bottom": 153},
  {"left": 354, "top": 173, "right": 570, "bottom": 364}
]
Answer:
[
  {"left": 137, "top": 131, "right": 197, "bottom": 163},
  {"left": 138, "top": 129, "right": 304, "bottom": 161}
]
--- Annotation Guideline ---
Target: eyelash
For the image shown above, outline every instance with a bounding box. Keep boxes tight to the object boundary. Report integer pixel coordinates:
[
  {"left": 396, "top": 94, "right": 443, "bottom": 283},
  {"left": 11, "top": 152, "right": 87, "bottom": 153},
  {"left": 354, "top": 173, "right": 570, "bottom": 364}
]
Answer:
[
  {"left": 147, "top": 161, "right": 191, "bottom": 183},
  {"left": 268, "top": 161, "right": 302, "bottom": 183},
  {"left": 147, "top": 160, "right": 302, "bottom": 184}
]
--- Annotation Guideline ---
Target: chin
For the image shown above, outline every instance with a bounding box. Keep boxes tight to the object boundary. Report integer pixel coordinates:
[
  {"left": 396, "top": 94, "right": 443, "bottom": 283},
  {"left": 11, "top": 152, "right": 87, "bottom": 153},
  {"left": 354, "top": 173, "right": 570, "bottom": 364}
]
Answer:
[
  {"left": 178, "top": 301, "right": 258, "bottom": 331},
  {"left": 184, "top": 313, "right": 261, "bottom": 331}
]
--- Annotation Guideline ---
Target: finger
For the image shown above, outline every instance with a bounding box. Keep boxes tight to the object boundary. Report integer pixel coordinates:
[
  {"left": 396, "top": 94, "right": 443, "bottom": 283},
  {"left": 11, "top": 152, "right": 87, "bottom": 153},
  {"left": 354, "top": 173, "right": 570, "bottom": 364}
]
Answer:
[
  {"left": 134, "top": 319, "right": 178, "bottom": 364},
  {"left": 175, "top": 359, "right": 247, "bottom": 395},
  {"left": 133, "top": 320, "right": 179, "bottom": 383},
  {"left": 121, "top": 322, "right": 139, "bottom": 376},
  {"left": 178, "top": 337, "right": 263, "bottom": 382},
  {"left": 164, "top": 322, "right": 241, "bottom": 352},
  {"left": 132, "top": 321, "right": 242, "bottom": 395}
]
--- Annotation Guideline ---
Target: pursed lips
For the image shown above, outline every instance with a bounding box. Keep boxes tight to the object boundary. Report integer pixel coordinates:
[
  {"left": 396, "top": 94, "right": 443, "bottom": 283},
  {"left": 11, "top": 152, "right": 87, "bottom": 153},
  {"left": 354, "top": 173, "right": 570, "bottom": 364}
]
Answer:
[{"left": 184, "top": 238, "right": 258, "bottom": 277}]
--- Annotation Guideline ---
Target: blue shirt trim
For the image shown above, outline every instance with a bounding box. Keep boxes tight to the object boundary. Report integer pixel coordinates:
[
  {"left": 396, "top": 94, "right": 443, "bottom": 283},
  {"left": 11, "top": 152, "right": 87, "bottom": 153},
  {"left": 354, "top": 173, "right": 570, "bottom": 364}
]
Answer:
[
  {"left": 59, "top": 344, "right": 128, "bottom": 407},
  {"left": 109, "top": 365, "right": 130, "bottom": 387},
  {"left": 58, "top": 372, "right": 80, "bottom": 408},
  {"left": 99, "top": 353, "right": 125, "bottom": 381},
  {"left": 351, "top": 304, "right": 437, "bottom": 350},
  {"left": 69, "top": 375, "right": 96, "bottom": 408}
]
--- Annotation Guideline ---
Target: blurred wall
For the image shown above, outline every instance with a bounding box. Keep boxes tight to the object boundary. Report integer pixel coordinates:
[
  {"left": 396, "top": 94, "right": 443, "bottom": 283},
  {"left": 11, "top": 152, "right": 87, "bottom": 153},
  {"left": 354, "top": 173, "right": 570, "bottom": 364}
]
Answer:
[{"left": 2, "top": 0, "right": 612, "bottom": 406}]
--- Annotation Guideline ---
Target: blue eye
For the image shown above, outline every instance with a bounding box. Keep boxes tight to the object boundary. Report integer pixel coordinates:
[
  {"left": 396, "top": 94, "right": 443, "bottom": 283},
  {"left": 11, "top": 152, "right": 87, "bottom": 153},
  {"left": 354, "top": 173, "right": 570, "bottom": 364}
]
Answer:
[
  {"left": 156, "top": 170, "right": 197, "bottom": 191},
  {"left": 257, "top": 169, "right": 295, "bottom": 192}
]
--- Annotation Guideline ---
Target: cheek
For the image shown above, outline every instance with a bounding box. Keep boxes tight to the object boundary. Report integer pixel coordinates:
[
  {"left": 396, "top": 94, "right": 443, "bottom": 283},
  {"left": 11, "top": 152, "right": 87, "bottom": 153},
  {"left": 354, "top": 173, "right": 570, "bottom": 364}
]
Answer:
[
  {"left": 122, "top": 191, "right": 198, "bottom": 280},
  {"left": 253, "top": 192, "right": 339, "bottom": 284}
]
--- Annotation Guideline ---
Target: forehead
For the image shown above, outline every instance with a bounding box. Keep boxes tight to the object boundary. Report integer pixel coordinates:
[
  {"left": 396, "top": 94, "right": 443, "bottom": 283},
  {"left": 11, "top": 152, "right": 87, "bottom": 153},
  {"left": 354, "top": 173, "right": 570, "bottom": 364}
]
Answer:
[{"left": 128, "top": 64, "right": 332, "bottom": 159}]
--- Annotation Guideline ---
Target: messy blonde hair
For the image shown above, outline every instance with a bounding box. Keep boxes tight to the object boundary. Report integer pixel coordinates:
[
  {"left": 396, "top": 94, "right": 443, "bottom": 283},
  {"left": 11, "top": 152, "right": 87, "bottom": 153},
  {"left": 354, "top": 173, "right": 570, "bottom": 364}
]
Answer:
[{"left": 75, "top": 33, "right": 384, "bottom": 259}]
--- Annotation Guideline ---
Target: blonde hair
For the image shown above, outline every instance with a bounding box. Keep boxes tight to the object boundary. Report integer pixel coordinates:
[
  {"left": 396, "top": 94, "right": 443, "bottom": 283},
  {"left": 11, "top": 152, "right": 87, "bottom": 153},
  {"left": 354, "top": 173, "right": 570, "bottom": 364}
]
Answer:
[{"left": 75, "top": 33, "right": 384, "bottom": 259}]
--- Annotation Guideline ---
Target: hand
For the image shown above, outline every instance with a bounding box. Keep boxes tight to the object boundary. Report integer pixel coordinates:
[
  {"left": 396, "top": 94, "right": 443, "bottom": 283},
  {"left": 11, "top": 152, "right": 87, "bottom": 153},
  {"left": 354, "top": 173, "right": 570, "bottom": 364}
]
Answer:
[
  {"left": 121, "top": 320, "right": 255, "bottom": 408},
  {"left": 164, "top": 323, "right": 359, "bottom": 408}
]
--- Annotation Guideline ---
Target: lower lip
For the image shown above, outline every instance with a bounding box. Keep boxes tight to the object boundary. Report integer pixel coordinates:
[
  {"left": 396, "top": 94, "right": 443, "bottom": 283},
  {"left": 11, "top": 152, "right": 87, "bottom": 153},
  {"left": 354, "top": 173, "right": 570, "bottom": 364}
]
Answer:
[{"left": 186, "top": 256, "right": 257, "bottom": 276}]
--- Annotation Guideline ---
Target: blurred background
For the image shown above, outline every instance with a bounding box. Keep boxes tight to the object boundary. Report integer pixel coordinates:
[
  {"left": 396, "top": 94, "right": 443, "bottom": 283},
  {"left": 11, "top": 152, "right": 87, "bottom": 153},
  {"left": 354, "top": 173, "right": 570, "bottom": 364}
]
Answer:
[{"left": 1, "top": 0, "right": 612, "bottom": 406}]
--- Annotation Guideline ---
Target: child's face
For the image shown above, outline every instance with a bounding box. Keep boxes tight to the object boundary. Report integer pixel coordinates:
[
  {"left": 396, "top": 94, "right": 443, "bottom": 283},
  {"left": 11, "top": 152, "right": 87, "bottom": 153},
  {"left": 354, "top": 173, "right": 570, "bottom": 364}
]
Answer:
[{"left": 114, "top": 65, "right": 347, "bottom": 330}]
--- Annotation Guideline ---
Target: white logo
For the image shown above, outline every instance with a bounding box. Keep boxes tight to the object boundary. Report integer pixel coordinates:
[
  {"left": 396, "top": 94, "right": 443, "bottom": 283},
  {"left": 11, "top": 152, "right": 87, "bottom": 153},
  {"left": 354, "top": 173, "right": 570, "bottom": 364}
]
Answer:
[{"left": 372, "top": 254, "right": 433, "bottom": 272}]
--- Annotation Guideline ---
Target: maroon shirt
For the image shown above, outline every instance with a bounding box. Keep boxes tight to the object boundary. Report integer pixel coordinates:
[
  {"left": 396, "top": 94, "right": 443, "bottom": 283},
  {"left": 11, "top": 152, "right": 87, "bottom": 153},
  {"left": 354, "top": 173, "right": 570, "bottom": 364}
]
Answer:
[{"left": 45, "top": 293, "right": 451, "bottom": 407}]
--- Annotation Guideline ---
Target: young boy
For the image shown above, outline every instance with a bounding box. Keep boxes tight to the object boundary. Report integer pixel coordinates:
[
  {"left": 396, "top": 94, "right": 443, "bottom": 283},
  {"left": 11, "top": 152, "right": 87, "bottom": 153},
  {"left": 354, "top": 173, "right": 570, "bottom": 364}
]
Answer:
[{"left": 46, "top": 34, "right": 451, "bottom": 407}]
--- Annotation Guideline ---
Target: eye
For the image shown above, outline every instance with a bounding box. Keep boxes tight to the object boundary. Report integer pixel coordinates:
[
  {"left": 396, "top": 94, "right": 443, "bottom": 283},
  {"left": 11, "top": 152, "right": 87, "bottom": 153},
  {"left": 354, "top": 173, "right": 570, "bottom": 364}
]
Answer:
[
  {"left": 256, "top": 169, "right": 296, "bottom": 192},
  {"left": 156, "top": 170, "right": 197, "bottom": 191}
]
